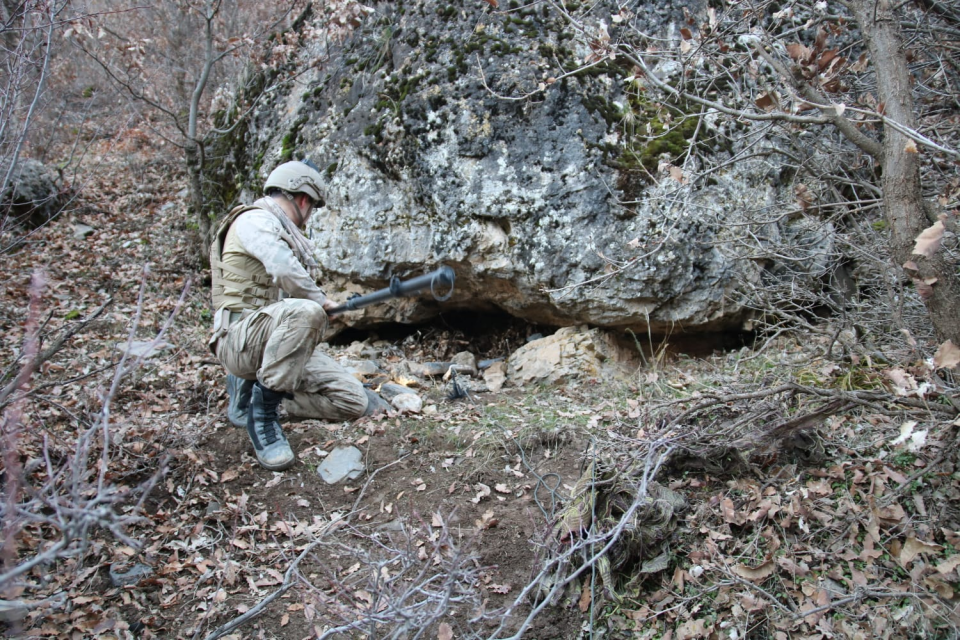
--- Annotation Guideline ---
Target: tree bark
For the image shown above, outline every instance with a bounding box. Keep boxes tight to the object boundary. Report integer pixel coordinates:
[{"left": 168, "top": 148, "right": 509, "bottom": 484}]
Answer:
[
  {"left": 850, "top": 0, "right": 960, "bottom": 344},
  {"left": 184, "top": 141, "right": 211, "bottom": 263}
]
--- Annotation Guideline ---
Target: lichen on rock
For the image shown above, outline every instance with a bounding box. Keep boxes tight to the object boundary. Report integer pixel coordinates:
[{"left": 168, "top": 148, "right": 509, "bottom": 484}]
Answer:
[{"left": 207, "top": 0, "right": 840, "bottom": 337}]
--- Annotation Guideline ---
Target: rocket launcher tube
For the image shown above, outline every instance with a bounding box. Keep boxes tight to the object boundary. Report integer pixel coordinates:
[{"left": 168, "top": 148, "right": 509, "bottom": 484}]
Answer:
[{"left": 325, "top": 266, "right": 455, "bottom": 316}]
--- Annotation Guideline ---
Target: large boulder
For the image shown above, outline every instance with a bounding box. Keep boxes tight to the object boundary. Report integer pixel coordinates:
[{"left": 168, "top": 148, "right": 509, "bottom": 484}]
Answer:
[
  {"left": 211, "top": 0, "right": 830, "bottom": 335},
  {"left": 1, "top": 159, "right": 64, "bottom": 229}
]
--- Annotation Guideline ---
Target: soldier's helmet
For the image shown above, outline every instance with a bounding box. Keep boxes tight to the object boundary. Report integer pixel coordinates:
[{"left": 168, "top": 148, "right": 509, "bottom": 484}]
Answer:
[{"left": 264, "top": 160, "right": 325, "bottom": 204}]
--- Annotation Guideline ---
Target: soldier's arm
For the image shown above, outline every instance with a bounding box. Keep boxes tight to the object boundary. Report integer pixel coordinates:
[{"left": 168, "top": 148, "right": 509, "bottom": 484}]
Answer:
[{"left": 233, "top": 210, "right": 328, "bottom": 306}]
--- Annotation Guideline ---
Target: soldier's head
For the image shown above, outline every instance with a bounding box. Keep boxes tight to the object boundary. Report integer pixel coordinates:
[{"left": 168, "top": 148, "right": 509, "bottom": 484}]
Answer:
[{"left": 264, "top": 160, "right": 325, "bottom": 227}]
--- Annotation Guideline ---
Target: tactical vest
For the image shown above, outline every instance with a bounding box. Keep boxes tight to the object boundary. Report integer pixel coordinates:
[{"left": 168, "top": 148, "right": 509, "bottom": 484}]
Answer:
[{"left": 210, "top": 205, "right": 282, "bottom": 312}]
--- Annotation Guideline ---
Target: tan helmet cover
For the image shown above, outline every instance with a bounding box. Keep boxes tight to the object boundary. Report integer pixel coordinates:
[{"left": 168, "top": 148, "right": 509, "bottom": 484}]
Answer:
[{"left": 264, "top": 161, "right": 324, "bottom": 203}]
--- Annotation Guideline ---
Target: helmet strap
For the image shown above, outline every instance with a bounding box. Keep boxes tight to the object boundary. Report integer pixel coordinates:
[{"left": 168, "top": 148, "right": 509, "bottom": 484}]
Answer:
[{"left": 281, "top": 191, "right": 307, "bottom": 227}]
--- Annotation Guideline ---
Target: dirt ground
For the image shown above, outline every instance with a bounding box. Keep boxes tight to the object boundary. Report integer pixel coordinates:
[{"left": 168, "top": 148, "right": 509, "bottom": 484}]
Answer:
[{"left": 3, "top": 138, "right": 960, "bottom": 640}]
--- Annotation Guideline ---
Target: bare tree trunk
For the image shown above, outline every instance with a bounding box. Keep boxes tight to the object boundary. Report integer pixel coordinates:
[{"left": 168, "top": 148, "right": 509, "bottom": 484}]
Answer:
[
  {"left": 850, "top": 0, "right": 960, "bottom": 343},
  {"left": 184, "top": 141, "right": 210, "bottom": 259}
]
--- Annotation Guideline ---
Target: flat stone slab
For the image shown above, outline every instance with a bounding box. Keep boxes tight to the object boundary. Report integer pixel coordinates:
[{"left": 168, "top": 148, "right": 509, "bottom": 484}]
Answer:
[
  {"left": 318, "top": 446, "right": 365, "bottom": 484},
  {"left": 379, "top": 382, "right": 418, "bottom": 401},
  {"left": 109, "top": 563, "right": 154, "bottom": 587}
]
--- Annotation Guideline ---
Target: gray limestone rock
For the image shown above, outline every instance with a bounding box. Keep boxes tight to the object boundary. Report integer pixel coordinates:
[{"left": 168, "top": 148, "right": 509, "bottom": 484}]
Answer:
[
  {"left": 208, "top": 0, "right": 840, "bottom": 336},
  {"left": 73, "top": 223, "right": 96, "bottom": 239},
  {"left": 109, "top": 563, "right": 154, "bottom": 587},
  {"left": 391, "top": 393, "right": 423, "bottom": 413},
  {"left": 318, "top": 446, "right": 365, "bottom": 484},
  {"left": 450, "top": 351, "right": 479, "bottom": 377},
  {"left": 411, "top": 362, "right": 453, "bottom": 378},
  {"left": 1, "top": 159, "right": 65, "bottom": 228},
  {"left": 379, "top": 382, "right": 418, "bottom": 401}
]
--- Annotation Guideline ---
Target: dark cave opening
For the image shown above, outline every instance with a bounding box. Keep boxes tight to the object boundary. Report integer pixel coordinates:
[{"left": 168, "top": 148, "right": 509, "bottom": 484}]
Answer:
[{"left": 329, "top": 309, "right": 760, "bottom": 365}]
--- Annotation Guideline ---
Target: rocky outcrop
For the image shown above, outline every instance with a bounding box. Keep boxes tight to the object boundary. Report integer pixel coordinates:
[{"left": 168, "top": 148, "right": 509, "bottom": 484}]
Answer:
[
  {"left": 2, "top": 159, "right": 65, "bottom": 229},
  {"left": 213, "top": 0, "right": 827, "bottom": 335}
]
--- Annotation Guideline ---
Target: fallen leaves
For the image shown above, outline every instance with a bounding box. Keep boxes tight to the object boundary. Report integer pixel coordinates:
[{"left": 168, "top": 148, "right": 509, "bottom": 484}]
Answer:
[
  {"left": 933, "top": 340, "right": 960, "bottom": 370},
  {"left": 470, "top": 482, "right": 491, "bottom": 504},
  {"left": 437, "top": 622, "right": 454, "bottom": 640},
  {"left": 899, "top": 536, "right": 942, "bottom": 566},
  {"left": 912, "top": 218, "right": 946, "bottom": 258},
  {"left": 732, "top": 560, "right": 776, "bottom": 581}
]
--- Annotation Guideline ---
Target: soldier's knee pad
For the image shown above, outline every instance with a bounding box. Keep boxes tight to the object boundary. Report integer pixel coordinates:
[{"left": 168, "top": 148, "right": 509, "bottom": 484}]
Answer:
[{"left": 282, "top": 298, "right": 327, "bottom": 328}]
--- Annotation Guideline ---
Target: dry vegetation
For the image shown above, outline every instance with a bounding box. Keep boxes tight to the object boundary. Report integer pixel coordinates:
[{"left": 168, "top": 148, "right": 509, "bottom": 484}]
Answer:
[{"left": 1, "top": 0, "right": 959, "bottom": 638}]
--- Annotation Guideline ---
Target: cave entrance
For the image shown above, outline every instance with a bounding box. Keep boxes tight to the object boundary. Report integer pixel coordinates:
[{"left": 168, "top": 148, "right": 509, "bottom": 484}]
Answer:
[
  {"left": 328, "top": 310, "right": 559, "bottom": 363},
  {"left": 329, "top": 309, "right": 758, "bottom": 367}
]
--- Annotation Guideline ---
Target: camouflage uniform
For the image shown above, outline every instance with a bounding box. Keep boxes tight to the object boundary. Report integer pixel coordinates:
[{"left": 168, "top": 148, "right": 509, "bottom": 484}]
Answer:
[{"left": 210, "top": 199, "right": 368, "bottom": 421}]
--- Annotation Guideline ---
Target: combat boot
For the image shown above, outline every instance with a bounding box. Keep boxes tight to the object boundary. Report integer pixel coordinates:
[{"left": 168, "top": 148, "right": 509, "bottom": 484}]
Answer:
[
  {"left": 246, "top": 383, "right": 295, "bottom": 471},
  {"left": 226, "top": 374, "right": 254, "bottom": 428}
]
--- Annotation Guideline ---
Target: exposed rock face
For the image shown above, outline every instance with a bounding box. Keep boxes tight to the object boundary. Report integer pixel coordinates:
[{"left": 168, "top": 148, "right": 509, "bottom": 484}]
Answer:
[{"left": 213, "top": 0, "right": 820, "bottom": 334}]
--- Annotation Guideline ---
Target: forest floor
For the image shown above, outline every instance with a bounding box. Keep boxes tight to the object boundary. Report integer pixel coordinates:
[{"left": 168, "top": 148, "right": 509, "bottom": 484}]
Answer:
[{"left": 2, "top": 134, "right": 960, "bottom": 640}]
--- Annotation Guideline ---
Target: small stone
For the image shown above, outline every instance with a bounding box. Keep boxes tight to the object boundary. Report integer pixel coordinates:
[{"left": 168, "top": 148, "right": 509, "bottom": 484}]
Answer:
[
  {"left": 344, "top": 341, "right": 366, "bottom": 356},
  {"left": 109, "top": 563, "right": 154, "bottom": 587},
  {"left": 73, "top": 223, "right": 96, "bottom": 239},
  {"left": 205, "top": 501, "right": 221, "bottom": 517},
  {"left": 363, "top": 388, "right": 391, "bottom": 415},
  {"left": 379, "top": 382, "right": 418, "bottom": 401},
  {"left": 478, "top": 358, "right": 504, "bottom": 370},
  {"left": 483, "top": 361, "right": 507, "bottom": 392},
  {"left": 341, "top": 359, "right": 381, "bottom": 376},
  {"left": 360, "top": 346, "right": 381, "bottom": 359},
  {"left": 423, "top": 404, "right": 438, "bottom": 415},
  {"left": 413, "top": 362, "right": 452, "bottom": 378},
  {"left": 318, "top": 446, "right": 365, "bottom": 484},
  {"left": 391, "top": 393, "right": 423, "bottom": 413},
  {"left": 451, "top": 351, "right": 479, "bottom": 377}
]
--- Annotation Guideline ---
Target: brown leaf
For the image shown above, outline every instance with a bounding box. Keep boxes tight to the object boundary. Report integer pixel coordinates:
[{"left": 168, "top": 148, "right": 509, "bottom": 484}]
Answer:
[
  {"left": 934, "top": 340, "right": 960, "bottom": 370},
  {"left": 680, "top": 27, "right": 693, "bottom": 40},
  {"left": 280, "top": 614, "right": 289, "bottom": 627},
  {"left": 851, "top": 52, "right": 869, "bottom": 72},
  {"left": 913, "top": 219, "right": 946, "bottom": 257},
  {"left": 676, "top": 617, "right": 712, "bottom": 639},
  {"left": 902, "top": 260, "right": 920, "bottom": 277},
  {"left": 438, "top": 622, "right": 454, "bottom": 640},
  {"left": 733, "top": 560, "right": 776, "bottom": 581},
  {"left": 786, "top": 42, "right": 813, "bottom": 63},
  {"left": 721, "top": 497, "right": 745, "bottom": 525},
  {"left": 578, "top": 584, "right": 592, "bottom": 611},
  {"left": 482, "top": 0, "right": 498, "bottom": 7},
  {"left": 937, "top": 554, "right": 960, "bottom": 575},
  {"left": 669, "top": 166, "right": 685, "bottom": 183},
  {"left": 924, "top": 576, "right": 954, "bottom": 599},
  {"left": 755, "top": 92, "right": 778, "bottom": 111},
  {"left": 900, "top": 536, "right": 942, "bottom": 565},
  {"left": 776, "top": 557, "right": 810, "bottom": 577},
  {"left": 904, "top": 139, "right": 919, "bottom": 154},
  {"left": 817, "top": 49, "right": 839, "bottom": 70}
]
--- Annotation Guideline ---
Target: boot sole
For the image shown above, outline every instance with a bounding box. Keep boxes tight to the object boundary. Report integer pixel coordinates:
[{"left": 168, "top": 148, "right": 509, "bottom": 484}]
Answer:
[{"left": 255, "top": 454, "right": 296, "bottom": 471}]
